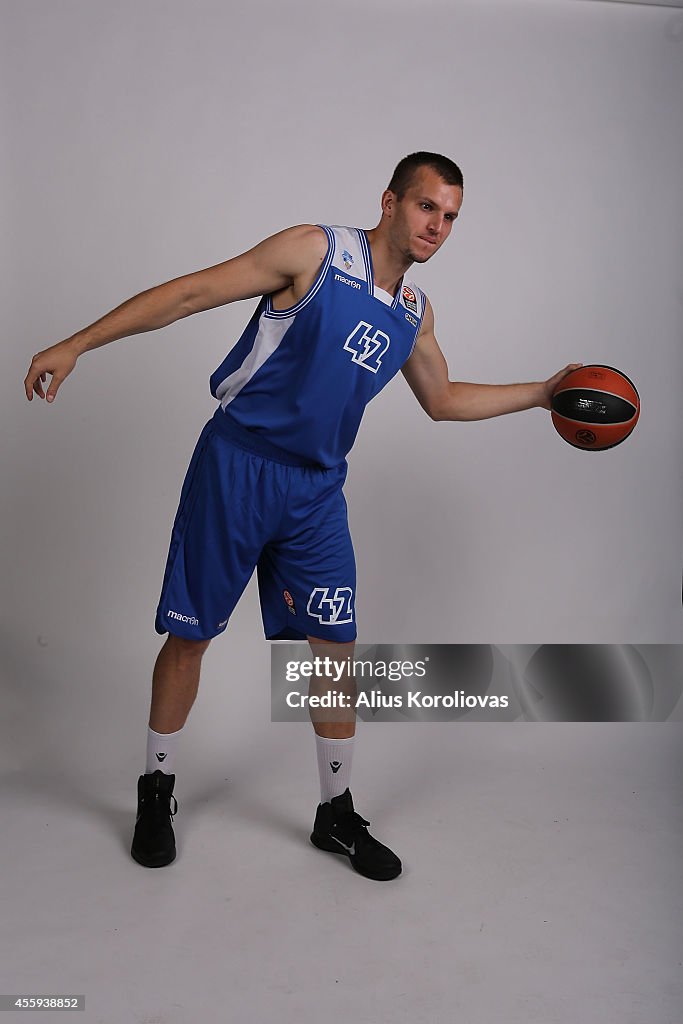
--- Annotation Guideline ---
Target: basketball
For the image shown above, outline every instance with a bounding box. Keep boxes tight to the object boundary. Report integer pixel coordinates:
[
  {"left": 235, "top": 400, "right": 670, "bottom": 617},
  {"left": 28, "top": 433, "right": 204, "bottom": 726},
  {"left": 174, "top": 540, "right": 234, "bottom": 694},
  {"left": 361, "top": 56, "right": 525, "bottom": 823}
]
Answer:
[{"left": 551, "top": 364, "right": 640, "bottom": 451}]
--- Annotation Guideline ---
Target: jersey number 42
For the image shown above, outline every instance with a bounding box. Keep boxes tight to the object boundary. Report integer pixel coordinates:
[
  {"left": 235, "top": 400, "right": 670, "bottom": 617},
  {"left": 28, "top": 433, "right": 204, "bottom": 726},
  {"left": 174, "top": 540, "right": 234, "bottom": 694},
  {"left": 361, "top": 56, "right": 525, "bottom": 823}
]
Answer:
[{"left": 343, "top": 321, "right": 391, "bottom": 374}]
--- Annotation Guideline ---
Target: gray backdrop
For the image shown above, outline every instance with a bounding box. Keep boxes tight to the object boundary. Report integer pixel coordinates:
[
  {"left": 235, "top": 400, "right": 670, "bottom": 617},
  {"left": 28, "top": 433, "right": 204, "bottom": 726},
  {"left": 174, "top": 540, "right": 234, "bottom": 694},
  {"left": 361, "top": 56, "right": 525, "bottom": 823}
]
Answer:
[{"left": 2, "top": 0, "right": 682, "bottom": 740}]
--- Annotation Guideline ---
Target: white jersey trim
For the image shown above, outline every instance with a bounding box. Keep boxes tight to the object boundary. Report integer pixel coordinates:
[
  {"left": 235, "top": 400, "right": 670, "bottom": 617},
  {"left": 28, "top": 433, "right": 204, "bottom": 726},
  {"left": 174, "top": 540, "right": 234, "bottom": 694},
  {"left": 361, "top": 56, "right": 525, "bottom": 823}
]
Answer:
[
  {"left": 216, "top": 226, "right": 335, "bottom": 407},
  {"left": 373, "top": 285, "right": 394, "bottom": 306},
  {"left": 264, "top": 225, "right": 336, "bottom": 319},
  {"left": 216, "top": 313, "right": 293, "bottom": 408},
  {"left": 327, "top": 226, "right": 369, "bottom": 286}
]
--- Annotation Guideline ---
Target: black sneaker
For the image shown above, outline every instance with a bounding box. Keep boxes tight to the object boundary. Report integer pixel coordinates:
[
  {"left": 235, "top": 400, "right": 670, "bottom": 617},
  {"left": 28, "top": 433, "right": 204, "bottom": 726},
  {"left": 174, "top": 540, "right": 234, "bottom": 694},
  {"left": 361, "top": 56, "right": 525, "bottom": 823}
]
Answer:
[
  {"left": 310, "top": 788, "right": 402, "bottom": 881},
  {"left": 131, "top": 770, "right": 178, "bottom": 868}
]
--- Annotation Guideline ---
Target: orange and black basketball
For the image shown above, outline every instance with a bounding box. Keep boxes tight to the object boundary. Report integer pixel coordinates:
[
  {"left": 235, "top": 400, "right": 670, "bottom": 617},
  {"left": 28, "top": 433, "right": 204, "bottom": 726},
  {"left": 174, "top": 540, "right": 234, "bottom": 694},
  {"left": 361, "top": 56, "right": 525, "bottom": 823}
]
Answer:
[{"left": 551, "top": 364, "right": 640, "bottom": 451}]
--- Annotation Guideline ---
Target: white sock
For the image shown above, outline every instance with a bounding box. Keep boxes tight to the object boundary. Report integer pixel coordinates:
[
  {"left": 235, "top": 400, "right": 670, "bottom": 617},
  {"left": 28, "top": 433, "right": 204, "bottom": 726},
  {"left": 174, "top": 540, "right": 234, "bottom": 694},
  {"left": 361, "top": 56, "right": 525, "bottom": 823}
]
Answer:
[
  {"left": 145, "top": 726, "right": 183, "bottom": 775},
  {"left": 315, "top": 734, "right": 355, "bottom": 803}
]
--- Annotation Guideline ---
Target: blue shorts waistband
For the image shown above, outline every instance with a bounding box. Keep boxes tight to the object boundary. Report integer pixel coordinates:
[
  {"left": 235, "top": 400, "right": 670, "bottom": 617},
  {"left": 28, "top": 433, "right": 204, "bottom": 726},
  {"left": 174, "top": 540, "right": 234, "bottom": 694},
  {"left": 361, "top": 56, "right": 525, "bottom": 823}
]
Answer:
[{"left": 211, "top": 407, "right": 320, "bottom": 468}]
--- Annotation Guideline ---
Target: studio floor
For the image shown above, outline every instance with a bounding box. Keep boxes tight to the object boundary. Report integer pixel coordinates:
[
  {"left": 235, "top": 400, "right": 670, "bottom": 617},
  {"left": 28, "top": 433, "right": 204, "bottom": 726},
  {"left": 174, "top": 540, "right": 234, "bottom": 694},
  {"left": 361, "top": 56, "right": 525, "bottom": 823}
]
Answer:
[{"left": 1, "top": 710, "right": 681, "bottom": 1024}]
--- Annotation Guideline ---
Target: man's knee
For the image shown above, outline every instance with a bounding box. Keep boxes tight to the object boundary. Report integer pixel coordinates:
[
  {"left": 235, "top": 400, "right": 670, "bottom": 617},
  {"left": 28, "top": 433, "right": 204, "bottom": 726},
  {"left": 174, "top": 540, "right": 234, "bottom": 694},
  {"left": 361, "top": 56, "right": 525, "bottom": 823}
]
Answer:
[{"left": 165, "top": 633, "right": 212, "bottom": 660}]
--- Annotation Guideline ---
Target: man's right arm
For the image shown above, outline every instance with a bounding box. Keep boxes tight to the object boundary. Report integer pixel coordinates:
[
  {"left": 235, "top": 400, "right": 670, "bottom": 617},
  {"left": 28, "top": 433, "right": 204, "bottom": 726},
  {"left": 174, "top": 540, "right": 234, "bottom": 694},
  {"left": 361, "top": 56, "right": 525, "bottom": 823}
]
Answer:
[{"left": 24, "top": 224, "right": 327, "bottom": 403}]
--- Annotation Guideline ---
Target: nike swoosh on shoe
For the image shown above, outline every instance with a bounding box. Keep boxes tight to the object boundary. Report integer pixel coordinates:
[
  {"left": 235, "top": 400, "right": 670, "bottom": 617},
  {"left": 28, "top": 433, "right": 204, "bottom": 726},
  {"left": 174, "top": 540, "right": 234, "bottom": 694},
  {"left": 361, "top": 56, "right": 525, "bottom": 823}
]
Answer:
[{"left": 331, "top": 835, "right": 355, "bottom": 855}]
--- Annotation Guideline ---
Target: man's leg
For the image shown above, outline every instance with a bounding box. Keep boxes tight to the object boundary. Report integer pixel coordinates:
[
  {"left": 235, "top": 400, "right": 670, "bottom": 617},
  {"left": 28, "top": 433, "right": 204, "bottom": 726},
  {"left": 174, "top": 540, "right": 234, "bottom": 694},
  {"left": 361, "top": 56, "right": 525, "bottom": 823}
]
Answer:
[
  {"left": 149, "top": 633, "right": 212, "bottom": 733},
  {"left": 307, "top": 637, "right": 357, "bottom": 800},
  {"left": 131, "top": 633, "right": 211, "bottom": 868},
  {"left": 307, "top": 637, "right": 356, "bottom": 737},
  {"left": 142, "top": 416, "right": 275, "bottom": 867},
  {"left": 144, "top": 633, "right": 212, "bottom": 774},
  {"left": 307, "top": 636, "right": 401, "bottom": 881}
]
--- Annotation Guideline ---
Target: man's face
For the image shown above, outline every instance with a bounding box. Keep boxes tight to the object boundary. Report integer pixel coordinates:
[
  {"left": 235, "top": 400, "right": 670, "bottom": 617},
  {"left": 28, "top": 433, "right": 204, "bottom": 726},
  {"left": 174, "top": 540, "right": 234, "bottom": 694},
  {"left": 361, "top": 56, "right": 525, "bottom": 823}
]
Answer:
[{"left": 385, "top": 166, "right": 463, "bottom": 264}]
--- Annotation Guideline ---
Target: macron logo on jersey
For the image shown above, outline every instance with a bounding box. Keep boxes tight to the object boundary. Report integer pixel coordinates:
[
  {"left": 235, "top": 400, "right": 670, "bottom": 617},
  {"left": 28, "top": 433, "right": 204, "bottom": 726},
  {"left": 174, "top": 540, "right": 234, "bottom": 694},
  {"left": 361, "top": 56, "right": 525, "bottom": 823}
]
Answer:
[{"left": 334, "top": 272, "right": 361, "bottom": 290}]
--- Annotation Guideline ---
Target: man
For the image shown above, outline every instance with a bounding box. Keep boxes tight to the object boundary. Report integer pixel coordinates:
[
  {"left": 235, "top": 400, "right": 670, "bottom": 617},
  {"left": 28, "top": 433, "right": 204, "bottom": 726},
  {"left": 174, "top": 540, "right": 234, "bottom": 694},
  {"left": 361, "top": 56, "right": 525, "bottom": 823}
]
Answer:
[{"left": 24, "top": 151, "right": 579, "bottom": 881}]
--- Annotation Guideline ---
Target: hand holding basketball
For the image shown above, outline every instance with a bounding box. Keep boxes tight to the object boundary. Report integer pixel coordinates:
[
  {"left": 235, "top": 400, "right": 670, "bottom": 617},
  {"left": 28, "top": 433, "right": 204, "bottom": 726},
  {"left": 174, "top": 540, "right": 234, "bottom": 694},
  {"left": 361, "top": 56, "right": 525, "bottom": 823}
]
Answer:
[{"left": 539, "top": 363, "right": 584, "bottom": 410}]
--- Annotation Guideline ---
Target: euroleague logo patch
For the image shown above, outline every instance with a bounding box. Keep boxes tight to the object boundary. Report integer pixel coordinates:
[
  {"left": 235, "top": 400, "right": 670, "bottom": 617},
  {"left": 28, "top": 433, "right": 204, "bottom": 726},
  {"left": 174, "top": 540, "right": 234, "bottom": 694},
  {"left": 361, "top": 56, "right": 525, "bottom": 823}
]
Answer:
[
  {"left": 575, "top": 429, "right": 597, "bottom": 445},
  {"left": 283, "top": 589, "right": 297, "bottom": 615},
  {"left": 402, "top": 285, "right": 418, "bottom": 313}
]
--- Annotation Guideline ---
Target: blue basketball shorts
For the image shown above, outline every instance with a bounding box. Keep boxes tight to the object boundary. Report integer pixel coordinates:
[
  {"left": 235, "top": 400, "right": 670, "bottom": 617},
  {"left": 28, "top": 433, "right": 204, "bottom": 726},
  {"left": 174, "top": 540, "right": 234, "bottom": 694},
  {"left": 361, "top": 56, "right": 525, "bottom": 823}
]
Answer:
[{"left": 154, "top": 408, "right": 357, "bottom": 643}]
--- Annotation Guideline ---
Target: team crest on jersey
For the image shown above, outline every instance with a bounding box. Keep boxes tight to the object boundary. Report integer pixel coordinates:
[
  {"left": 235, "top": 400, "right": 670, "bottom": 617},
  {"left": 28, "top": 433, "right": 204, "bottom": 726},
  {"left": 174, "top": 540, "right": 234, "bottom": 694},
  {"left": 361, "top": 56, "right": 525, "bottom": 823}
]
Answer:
[
  {"left": 342, "top": 249, "right": 354, "bottom": 270},
  {"left": 283, "top": 589, "right": 297, "bottom": 615},
  {"left": 402, "top": 286, "right": 418, "bottom": 314}
]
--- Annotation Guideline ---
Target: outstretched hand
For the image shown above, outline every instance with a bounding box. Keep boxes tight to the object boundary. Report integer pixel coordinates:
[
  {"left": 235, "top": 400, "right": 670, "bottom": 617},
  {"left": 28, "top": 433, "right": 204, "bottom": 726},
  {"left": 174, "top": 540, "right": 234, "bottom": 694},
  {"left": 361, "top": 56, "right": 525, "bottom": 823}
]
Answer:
[
  {"left": 24, "top": 339, "right": 79, "bottom": 403},
  {"left": 539, "top": 363, "right": 583, "bottom": 411}
]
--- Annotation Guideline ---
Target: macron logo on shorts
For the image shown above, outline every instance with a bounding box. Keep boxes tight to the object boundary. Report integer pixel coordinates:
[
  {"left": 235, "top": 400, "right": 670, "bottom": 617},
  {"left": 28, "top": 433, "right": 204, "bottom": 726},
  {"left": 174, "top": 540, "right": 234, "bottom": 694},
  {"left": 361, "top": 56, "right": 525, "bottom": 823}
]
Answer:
[{"left": 168, "top": 609, "right": 199, "bottom": 626}]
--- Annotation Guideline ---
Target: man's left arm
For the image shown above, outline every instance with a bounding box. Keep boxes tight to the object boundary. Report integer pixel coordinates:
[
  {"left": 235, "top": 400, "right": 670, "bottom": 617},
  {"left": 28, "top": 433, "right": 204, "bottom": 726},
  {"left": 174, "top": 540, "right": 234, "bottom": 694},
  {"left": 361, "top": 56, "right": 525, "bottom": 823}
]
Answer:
[{"left": 401, "top": 298, "right": 581, "bottom": 421}]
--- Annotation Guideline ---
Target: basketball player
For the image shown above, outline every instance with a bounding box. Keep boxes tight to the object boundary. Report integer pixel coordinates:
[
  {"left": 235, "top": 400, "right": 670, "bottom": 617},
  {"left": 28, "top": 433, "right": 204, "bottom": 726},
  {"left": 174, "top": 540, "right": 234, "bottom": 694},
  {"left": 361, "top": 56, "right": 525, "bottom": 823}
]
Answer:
[{"left": 24, "top": 152, "right": 580, "bottom": 881}]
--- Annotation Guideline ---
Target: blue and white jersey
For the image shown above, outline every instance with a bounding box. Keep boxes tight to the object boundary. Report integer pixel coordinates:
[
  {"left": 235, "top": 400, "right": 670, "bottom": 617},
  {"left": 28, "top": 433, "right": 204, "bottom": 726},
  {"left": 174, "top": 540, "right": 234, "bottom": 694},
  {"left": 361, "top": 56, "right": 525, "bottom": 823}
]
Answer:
[{"left": 209, "top": 225, "right": 427, "bottom": 469}]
